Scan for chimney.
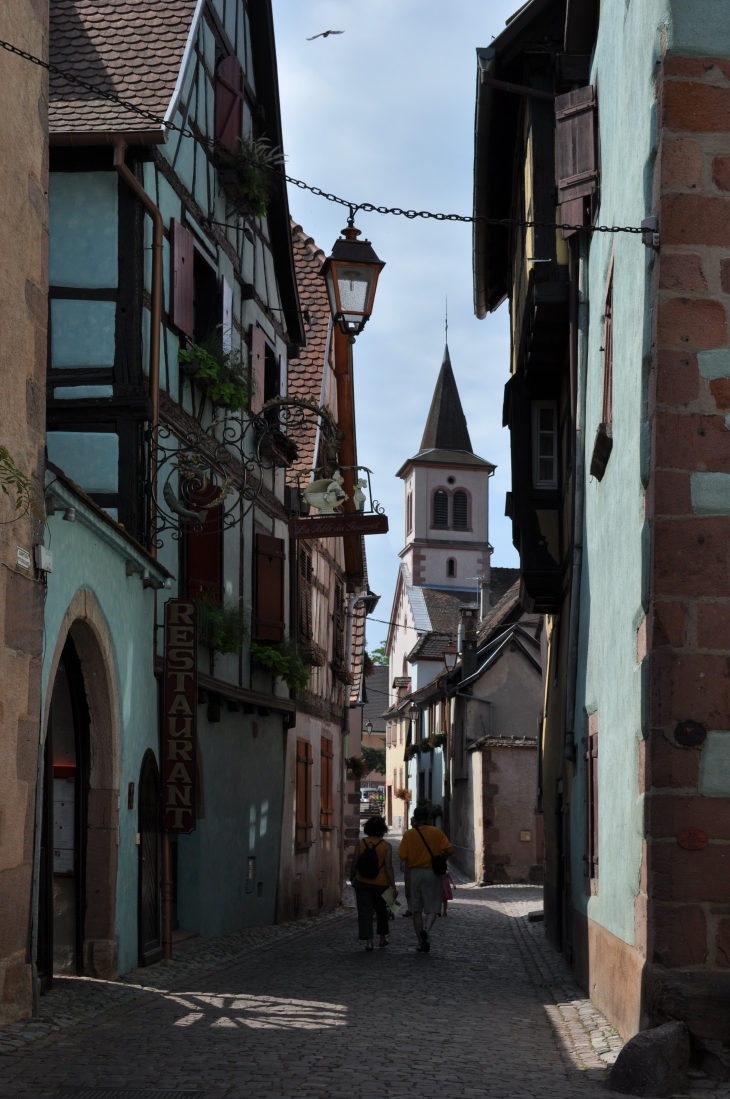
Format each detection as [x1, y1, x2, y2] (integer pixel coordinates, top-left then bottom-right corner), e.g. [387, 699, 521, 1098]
[459, 605, 478, 679]
[479, 581, 490, 620]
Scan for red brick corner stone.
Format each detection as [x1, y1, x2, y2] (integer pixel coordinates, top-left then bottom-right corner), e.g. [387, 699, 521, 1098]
[659, 253, 707, 292]
[714, 157, 730, 192]
[661, 194, 730, 246]
[664, 80, 730, 133]
[653, 903, 707, 966]
[657, 298, 728, 350]
[655, 350, 699, 405]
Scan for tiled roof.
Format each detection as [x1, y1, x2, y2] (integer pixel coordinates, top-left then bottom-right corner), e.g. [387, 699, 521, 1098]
[49, 0, 198, 136]
[407, 632, 453, 661]
[489, 567, 521, 607]
[288, 221, 330, 482]
[421, 588, 477, 634]
[362, 666, 389, 731]
[478, 580, 521, 641]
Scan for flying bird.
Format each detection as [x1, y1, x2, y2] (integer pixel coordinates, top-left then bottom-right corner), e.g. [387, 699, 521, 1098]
[306, 30, 344, 40]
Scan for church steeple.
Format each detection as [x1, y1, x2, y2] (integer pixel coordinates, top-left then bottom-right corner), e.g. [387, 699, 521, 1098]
[419, 345, 473, 454]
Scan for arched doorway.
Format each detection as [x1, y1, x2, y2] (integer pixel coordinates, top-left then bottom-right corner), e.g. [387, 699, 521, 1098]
[138, 750, 162, 965]
[37, 638, 90, 988]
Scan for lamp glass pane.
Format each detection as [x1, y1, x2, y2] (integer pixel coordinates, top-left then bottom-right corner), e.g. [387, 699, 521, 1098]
[336, 265, 374, 316]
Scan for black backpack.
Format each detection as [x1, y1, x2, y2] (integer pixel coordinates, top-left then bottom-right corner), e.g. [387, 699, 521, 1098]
[356, 839, 383, 879]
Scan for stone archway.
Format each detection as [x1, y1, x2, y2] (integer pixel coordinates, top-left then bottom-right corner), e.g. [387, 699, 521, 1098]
[42, 590, 121, 980]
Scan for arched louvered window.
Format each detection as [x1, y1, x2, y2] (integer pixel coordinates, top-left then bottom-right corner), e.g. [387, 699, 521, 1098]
[433, 490, 448, 527]
[452, 491, 468, 529]
[447, 558, 456, 577]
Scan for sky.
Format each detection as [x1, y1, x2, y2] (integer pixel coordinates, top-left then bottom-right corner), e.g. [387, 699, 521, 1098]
[271, 0, 520, 653]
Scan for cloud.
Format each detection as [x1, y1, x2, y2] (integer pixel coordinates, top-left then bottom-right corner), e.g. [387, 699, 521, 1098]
[273, 0, 520, 648]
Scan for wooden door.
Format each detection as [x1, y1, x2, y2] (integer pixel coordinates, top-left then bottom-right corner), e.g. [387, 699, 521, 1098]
[137, 751, 162, 965]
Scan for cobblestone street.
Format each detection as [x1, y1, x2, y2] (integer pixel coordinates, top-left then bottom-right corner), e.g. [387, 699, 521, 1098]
[0, 872, 638, 1099]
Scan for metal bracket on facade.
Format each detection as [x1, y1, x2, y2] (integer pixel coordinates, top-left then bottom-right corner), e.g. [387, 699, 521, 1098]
[641, 215, 660, 250]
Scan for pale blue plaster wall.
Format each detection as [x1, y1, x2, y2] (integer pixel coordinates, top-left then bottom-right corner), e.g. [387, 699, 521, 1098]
[42, 482, 166, 975]
[49, 172, 118, 288]
[47, 431, 119, 494]
[571, 0, 667, 946]
[572, 0, 730, 946]
[176, 711, 285, 936]
[51, 299, 116, 368]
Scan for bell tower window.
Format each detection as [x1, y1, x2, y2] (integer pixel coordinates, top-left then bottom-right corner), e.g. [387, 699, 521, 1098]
[433, 490, 448, 528]
[452, 491, 468, 529]
[447, 558, 456, 577]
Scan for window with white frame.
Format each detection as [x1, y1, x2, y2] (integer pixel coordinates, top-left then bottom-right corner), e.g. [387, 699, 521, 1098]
[532, 401, 558, 488]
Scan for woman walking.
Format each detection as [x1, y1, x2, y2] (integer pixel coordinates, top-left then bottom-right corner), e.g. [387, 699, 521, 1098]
[350, 816, 397, 950]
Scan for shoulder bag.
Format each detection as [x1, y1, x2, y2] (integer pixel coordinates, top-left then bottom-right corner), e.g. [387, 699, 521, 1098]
[415, 825, 448, 876]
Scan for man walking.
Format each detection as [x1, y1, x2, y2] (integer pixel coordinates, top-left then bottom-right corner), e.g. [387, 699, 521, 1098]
[398, 806, 453, 952]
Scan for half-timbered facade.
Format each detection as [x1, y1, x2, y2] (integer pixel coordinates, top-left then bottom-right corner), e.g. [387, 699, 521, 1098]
[40, 0, 313, 979]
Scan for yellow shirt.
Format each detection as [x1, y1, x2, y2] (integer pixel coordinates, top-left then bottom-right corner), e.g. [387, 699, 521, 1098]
[398, 825, 453, 870]
[354, 838, 390, 887]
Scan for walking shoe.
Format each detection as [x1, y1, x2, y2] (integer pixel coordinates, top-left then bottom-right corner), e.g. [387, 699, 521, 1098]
[420, 930, 430, 953]
[402, 909, 413, 917]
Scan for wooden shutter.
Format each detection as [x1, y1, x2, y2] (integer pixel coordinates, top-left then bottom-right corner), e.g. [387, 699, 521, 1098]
[296, 738, 313, 846]
[215, 55, 244, 152]
[250, 325, 266, 413]
[170, 220, 195, 338]
[255, 533, 285, 641]
[186, 504, 223, 601]
[601, 272, 614, 424]
[320, 737, 334, 827]
[555, 86, 598, 236]
[332, 582, 345, 667]
[584, 713, 599, 891]
[298, 547, 313, 641]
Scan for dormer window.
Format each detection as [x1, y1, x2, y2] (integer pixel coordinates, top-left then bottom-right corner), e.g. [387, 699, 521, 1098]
[433, 490, 448, 527]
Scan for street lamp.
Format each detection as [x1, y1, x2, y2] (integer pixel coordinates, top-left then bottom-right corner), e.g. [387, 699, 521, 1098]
[443, 643, 458, 671]
[320, 220, 385, 337]
[364, 720, 373, 735]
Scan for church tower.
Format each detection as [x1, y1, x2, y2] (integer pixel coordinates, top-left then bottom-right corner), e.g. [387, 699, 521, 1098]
[397, 345, 495, 593]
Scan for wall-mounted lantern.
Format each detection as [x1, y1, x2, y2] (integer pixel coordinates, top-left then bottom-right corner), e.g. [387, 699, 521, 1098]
[320, 223, 385, 337]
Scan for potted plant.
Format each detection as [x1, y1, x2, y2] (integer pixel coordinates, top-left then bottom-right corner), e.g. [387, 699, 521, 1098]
[179, 336, 248, 412]
[197, 598, 247, 655]
[215, 136, 284, 217]
[250, 639, 309, 690]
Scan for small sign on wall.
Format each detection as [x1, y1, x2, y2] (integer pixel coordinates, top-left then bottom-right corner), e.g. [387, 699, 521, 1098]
[163, 599, 197, 833]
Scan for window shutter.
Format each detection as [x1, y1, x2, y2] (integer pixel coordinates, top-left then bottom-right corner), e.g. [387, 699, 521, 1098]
[170, 220, 195, 338]
[584, 715, 599, 890]
[555, 86, 598, 235]
[320, 737, 334, 827]
[186, 502, 223, 601]
[250, 325, 266, 413]
[298, 548, 313, 641]
[296, 738, 313, 846]
[254, 533, 285, 641]
[215, 55, 244, 152]
[452, 491, 468, 529]
[332, 582, 345, 667]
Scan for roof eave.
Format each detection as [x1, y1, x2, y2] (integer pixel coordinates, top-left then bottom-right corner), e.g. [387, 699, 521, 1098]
[49, 128, 167, 147]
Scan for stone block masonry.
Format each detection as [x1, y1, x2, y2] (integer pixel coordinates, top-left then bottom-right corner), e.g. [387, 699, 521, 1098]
[646, 53, 730, 1018]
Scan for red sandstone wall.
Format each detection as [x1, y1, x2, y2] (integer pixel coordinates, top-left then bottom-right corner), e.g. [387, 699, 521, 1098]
[646, 54, 730, 976]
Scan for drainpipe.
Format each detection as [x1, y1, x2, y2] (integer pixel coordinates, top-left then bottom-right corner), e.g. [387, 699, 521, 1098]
[112, 137, 163, 551]
[564, 234, 589, 760]
[112, 138, 171, 958]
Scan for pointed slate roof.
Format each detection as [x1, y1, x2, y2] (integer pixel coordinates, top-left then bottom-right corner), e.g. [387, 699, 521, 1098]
[420, 345, 473, 453]
[396, 345, 495, 477]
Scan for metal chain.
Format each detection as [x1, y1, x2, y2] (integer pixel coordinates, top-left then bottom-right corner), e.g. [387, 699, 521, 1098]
[0, 36, 643, 236]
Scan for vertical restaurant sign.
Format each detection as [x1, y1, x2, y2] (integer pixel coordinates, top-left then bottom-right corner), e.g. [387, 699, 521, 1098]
[163, 599, 197, 833]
